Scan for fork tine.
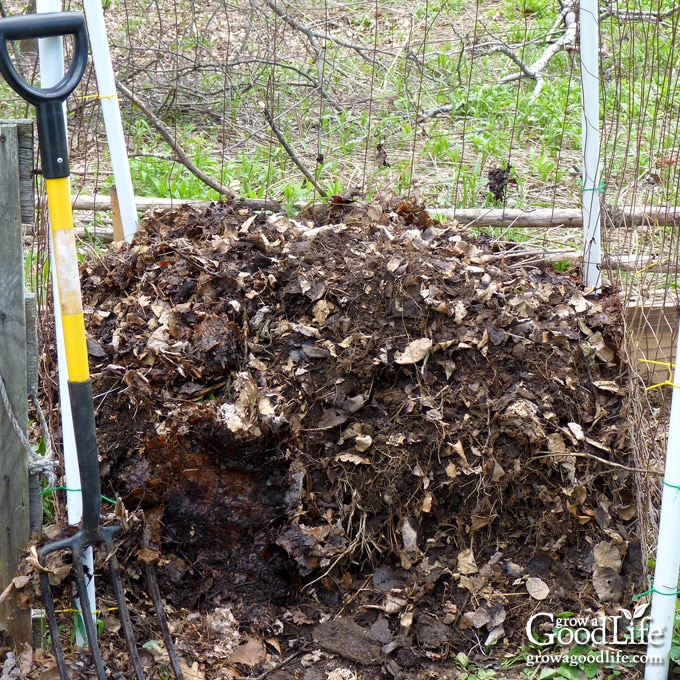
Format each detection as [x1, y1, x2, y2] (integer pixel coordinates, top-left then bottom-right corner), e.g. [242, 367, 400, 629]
[39, 571, 71, 680]
[106, 547, 146, 680]
[72, 551, 108, 680]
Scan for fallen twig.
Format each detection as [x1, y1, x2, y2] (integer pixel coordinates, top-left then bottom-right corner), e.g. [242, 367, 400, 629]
[530, 451, 662, 475]
[233, 650, 304, 680]
[262, 105, 328, 198]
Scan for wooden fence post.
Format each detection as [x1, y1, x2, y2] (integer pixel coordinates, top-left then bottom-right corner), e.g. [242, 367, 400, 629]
[0, 123, 32, 651]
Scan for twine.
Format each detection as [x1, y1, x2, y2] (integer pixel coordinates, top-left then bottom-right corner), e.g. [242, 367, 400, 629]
[0, 373, 57, 487]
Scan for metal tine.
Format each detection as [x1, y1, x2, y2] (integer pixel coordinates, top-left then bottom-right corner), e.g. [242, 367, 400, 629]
[40, 537, 147, 680]
[103, 536, 146, 680]
[72, 550, 109, 680]
[39, 571, 71, 679]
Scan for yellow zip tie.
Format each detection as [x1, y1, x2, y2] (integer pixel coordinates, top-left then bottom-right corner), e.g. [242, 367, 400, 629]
[635, 258, 670, 275]
[640, 359, 678, 390]
[53, 606, 119, 615]
[80, 93, 118, 100]
[645, 379, 680, 391]
[640, 359, 675, 368]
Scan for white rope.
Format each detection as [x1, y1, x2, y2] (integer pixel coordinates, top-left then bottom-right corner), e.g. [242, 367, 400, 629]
[0, 373, 57, 487]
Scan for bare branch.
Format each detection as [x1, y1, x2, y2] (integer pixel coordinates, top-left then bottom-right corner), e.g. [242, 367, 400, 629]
[600, 2, 680, 23]
[263, 0, 377, 63]
[115, 80, 234, 198]
[262, 105, 328, 199]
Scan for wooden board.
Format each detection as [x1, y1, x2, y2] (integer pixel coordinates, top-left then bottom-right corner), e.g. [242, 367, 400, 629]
[625, 295, 680, 385]
[0, 119, 33, 224]
[0, 124, 31, 649]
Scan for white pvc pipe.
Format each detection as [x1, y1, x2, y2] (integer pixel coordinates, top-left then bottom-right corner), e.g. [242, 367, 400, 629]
[36, 0, 95, 644]
[579, 0, 602, 290]
[645, 360, 680, 676]
[82, 0, 138, 242]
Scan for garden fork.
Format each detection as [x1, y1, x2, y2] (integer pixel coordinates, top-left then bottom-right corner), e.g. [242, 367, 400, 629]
[0, 13, 146, 679]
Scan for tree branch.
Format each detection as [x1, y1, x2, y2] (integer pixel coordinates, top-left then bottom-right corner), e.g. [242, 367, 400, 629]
[262, 105, 328, 198]
[115, 80, 234, 198]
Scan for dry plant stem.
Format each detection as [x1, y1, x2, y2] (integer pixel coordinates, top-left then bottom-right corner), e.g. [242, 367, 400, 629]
[600, 2, 680, 22]
[418, 103, 454, 121]
[115, 80, 233, 198]
[263, 0, 375, 63]
[71, 194, 282, 214]
[262, 106, 328, 198]
[531, 451, 661, 475]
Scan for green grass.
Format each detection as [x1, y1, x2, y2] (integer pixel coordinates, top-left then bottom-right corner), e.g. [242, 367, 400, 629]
[58, 0, 591, 214]
[4, 0, 667, 252]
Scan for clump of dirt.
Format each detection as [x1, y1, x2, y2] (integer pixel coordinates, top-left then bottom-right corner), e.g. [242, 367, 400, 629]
[59, 195, 639, 677]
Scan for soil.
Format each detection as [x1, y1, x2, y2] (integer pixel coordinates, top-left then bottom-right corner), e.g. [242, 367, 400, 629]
[5, 195, 644, 679]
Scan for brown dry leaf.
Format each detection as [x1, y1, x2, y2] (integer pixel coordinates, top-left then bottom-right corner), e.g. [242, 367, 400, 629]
[401, 518, 420, 551]
[384, 593, 408, 614]
[592, 567, 624, 602]
[471, 606, 490, 628]
[569, 292, 591, 313]
[485, 625, 505, 646]
[400, 610, 414, 633]
[394, 338, 432, 364]
[491, 460, 505, 483]
[457, 548, 478, 575]
[526, 577, 550, 600]
[656, 150, 680, 168]
[567, 422, 585, 441]
[547, 432, 568, 455]
[287, 608, 316, 626]
[355, 434, 372, 452]
[136, 548, 160, 566]
[179, 661, 206, 679]
[335, 453, 371, 466]
[0, 581, 15, 607]
[317, 408, 349, 429]
[313, 299, 335, 324]
[592, 380, 625, 394]
[471, 514, 494, 531]
[618, 504, 637, 521]
[230, 636, 267, 667]
[445, 462, 458, 479]
[593, 540, 623, 572]
[265, 637, 282, 655]
[566, 500, 592, 524]
[327, 669, 357, 680]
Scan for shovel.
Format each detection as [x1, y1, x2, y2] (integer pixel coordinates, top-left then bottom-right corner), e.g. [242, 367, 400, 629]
[0, 12, 148, 679]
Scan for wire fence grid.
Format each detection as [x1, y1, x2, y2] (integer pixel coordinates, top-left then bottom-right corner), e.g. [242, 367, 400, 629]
[2, 0, 680, 555]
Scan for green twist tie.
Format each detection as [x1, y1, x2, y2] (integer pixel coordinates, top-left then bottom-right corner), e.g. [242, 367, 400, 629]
[581, 182, 606, 192]
[40, 485, 116, 505]
[634, 587, 680, 600]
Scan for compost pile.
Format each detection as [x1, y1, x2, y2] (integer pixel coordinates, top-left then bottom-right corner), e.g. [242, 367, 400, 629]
[59, 196, 639, 678]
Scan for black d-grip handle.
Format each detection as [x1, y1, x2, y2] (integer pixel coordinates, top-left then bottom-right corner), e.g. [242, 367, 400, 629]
[0, 12, 88, 178]
[0, 12, 87, 105]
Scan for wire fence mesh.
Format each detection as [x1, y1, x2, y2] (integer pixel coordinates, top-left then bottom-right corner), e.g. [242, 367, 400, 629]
[2, 0, 680, 557]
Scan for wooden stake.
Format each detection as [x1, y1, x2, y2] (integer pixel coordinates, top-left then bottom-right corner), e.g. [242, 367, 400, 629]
[110, 184, 125, 243]
[0, 123, 31, 651]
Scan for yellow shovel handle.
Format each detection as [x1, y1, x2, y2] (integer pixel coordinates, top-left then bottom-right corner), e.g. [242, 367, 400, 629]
[45, 176, 90, 384]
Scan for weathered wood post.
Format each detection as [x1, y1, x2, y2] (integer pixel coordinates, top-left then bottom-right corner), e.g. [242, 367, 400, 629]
[0, 121, 32, 651]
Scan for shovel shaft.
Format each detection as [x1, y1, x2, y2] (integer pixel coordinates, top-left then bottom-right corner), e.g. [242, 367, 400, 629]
[45, 175, 102, 532]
